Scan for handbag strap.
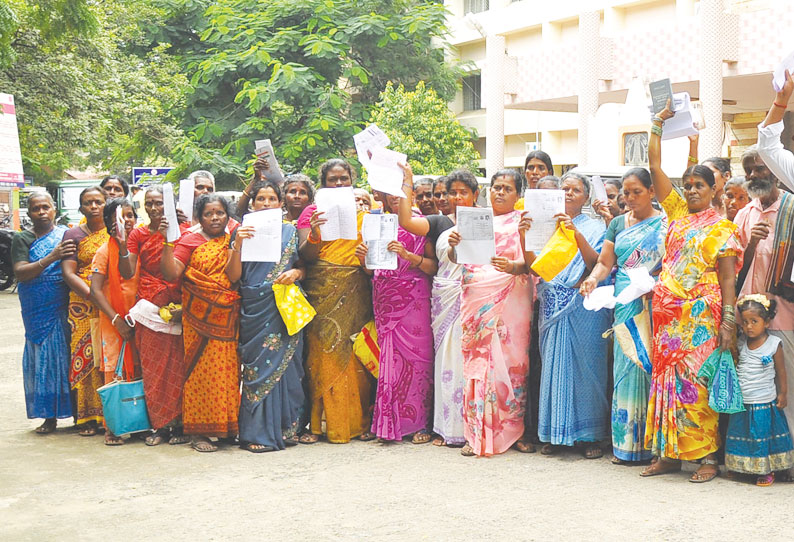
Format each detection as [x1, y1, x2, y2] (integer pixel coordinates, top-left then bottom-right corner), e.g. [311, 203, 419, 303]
[114, 341, 127, 380]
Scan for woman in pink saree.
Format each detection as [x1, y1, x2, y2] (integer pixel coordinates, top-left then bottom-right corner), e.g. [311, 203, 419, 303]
[356, 191, 438, 442]
[449, 169, 532, 456]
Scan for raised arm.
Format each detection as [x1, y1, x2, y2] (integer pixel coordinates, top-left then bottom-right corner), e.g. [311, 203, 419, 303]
[397, 163, 431, 237]
[158, 217, 185, 282]
[757, 69, 794, 191]
[649, 99, 675, 202]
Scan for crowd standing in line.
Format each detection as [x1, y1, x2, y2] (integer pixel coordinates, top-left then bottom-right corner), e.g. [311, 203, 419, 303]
[12, 76, 794, 487]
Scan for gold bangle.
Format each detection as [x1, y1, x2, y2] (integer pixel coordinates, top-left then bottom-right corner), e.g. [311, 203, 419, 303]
[162, 241, 175, 247]
[688, 155, 697, 163]
[307, 231, 321, 244]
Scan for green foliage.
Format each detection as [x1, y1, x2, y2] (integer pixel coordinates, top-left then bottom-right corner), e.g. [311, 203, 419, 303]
[370, 81, 480, 176]
[161, 0, 465, 188]
[0, 0, 187, 182]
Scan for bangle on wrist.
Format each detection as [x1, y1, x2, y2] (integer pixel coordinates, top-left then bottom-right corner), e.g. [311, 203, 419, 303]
[111, 313, 120, 326]
[307, 231, 321, 244]
[119, 251, 130, 259]
[651, 124, 663, 137]
[163, 241, 175, 247]
[774, 101, 788, 109]
[651, 116, 665, 125]
[688, 155, 697, 163]
[37, 258, 45, 269]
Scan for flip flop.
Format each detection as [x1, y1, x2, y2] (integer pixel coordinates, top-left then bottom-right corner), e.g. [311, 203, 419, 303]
[756, 473, 775, 487]
[191, 437, 218, 453]
[411, 430, 432, 444]
[35, 419, 56, 435]
[460, 444, 476, 457]
[513, 440, 536, 453]
[689, 460, 719, 483]
[299, 433, 320, 444]
[145, 430, 169, 446]
[168, 434, 191, 445]
[104, 434, 124, 446]
[356, 431, 377, 442]
[242, 442, 274, 453]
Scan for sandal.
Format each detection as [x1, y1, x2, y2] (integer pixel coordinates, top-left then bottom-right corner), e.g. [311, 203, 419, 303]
[756, 473, 775, 487]
[77, 421, 98, 437]
[104, 434, 124, 446]
[411, 430, 432, 445]
[191, 437, 218, 453]
[540, 443, 558, 456]
[431, 436, 445, 447]
[356, 431, 377, 442]
[640, 458, 681, 477]
[583, 443, 603, 460]
[283, 435, 299, 447]
[145, 429, 169, 447]
[513, 440, 536, 453]
[35, 419, 57, 435]
[611, 457, 627, 465]
[299, 433, 320, 444]
[689, 458, 719, 483]
[168, 428, 190, 445]
[242, 442, 274, 453]
[460, 444, 476, 457]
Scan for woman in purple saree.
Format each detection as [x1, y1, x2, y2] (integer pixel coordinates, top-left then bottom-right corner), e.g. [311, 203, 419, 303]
[356, 191, 438, 442]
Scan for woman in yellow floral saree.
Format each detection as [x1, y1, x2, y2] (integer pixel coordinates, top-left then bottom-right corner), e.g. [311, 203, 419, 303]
[161, 194, 240, 452]
[62, 187, 109, 436]
[644, 128, 743, 482]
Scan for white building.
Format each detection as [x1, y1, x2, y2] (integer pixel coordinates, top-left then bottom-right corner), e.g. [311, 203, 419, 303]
[445, 0, 793, 178]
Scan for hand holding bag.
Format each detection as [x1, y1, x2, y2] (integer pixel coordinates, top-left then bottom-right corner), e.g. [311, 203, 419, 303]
[97, 341, 152, 436]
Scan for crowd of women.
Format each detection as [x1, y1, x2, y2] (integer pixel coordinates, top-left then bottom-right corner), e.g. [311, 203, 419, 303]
[12, 80, 794, 486]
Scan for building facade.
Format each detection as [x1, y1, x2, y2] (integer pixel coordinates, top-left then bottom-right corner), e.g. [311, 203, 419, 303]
[446, 0, 793, 178]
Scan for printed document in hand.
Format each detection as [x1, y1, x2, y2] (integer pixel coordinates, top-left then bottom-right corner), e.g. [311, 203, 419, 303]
[773, 48, 794, 92]
[455, 207, 495, 265]
[162, 183, 181, 243]
[584, 267, 656, 311]
[353, 124, 390, 166]
[366, 147, 407, 198]
[240, 208, 282, 262]
[315, 187, 358, 241]
[362, 213, 398, 270]
[523, 189, 565, 251]
[661, 92, 698, 140]
[115, 205, 125, 239]
[254, 139, 285, 184]
[649, 78, 674, 114]
[591, 175, 608, 207]
[178, 178, 195, 224]
[583, 285, 617, 311]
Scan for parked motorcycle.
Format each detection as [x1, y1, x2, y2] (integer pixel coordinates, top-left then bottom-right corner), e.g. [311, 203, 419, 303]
[0, 228, 16, 291]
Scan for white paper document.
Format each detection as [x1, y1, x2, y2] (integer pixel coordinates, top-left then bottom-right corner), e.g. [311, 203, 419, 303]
[773, 49, 794, 92]
[583, 267, 656, 311]
[353, 124, 390, 166]
[115, 205, 125, 238]
[161, 183, 181, 243]
[362, 213, 398, 270]
[522, 189, 565, 251]
[254, 139, 285, 183]
[365, 147, 407, 198]
[661, 92, 698, 140]
[455, 207, 495, 265]
[178, 178, 195, 224]
[240, 208, 282, 262]
[591, 175, 608, 207]
[314, 187, 358, 241]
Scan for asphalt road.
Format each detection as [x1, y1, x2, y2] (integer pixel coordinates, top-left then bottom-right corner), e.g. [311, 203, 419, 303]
[0, 289, 791, 541]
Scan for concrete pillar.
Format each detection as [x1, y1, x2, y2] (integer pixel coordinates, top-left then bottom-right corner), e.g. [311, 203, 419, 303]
[699, 0, 724, 159]
[485, 34, 506, 179]
[577, 11, 600, 166]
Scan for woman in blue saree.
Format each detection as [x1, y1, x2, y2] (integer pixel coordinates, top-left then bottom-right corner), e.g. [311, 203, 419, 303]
[580, 168, 666, 463]
[11, 193, 75, 433]
[226, 180, 307, 452]
[533, 172, 611, 458]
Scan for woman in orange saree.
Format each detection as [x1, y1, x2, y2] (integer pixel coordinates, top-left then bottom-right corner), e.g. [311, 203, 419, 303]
[161, 194, 240, 452]
[297, 159, 374, 443]
[62, 187, 109, 436]
[89, 198, 140, 445]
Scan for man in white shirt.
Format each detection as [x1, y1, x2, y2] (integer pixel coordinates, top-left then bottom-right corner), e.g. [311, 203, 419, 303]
[748, 70, 794, 431]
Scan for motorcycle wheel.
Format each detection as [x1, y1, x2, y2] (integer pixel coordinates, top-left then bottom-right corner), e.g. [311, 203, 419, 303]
[0, 261, 14, 291]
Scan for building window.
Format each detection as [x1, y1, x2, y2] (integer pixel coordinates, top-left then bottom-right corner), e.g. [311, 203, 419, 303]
[623, 132, 649, 166]
[462, 73, 482, 111]
[464, 0, 489, 15]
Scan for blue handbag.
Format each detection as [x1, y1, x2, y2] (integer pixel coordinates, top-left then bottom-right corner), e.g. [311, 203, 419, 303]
[97, 341, 151, 436]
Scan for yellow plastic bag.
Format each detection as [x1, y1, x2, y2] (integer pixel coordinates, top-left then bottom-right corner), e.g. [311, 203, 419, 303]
[272, 283, 317, 336]
[351, 321, 380, 379]
[530, 223, 578, 282]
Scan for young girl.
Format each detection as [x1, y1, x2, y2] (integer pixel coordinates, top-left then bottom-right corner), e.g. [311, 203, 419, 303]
[725, 294, 794, 486]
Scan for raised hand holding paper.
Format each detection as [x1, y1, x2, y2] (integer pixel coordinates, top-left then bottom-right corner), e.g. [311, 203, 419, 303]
[773, 49, 794, 92]
[314, 187, 358, 241]
[366, 147, 408, 198]
[254, 139, 285, 183]
[362, 213, 398, 270]
[161, 183, 181, 242]
[115, 205, 125, 238]
[353, 124, 390, 166]
[240, 208, 282, 262]
[522, 189, 564, 251]
[591, 175, 608, 207]
[178, 178, 195, 223]
[455, 206, 495, 265]
[660, 92, 698, 140]
[649, 78, 673, 114]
